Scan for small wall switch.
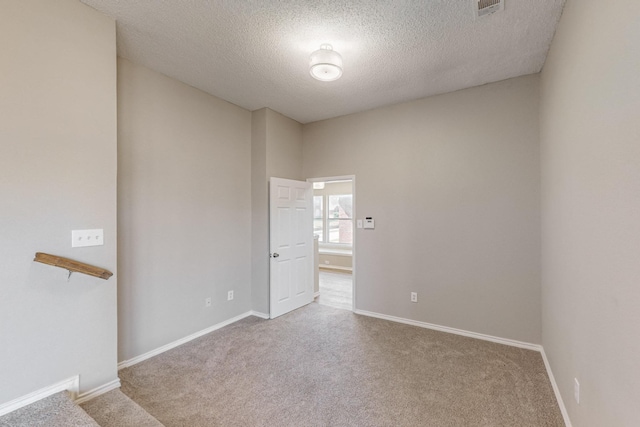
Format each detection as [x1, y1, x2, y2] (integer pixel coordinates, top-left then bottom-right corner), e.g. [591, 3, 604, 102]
[364, 217, 375, 229]
[574, 378, 580, 404]
[205, 297, 212, 307]
[357, 220, 363, 229]
[411, 292, 418, 303]
[72, 229, 104, 247]
[227, 290, 234, 301]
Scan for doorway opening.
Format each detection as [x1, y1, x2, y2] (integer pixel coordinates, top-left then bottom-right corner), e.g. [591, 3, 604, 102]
[308, 176, 355, 311]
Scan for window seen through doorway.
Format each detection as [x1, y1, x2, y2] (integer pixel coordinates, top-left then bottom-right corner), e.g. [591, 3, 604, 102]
[313, 194, 353, 245]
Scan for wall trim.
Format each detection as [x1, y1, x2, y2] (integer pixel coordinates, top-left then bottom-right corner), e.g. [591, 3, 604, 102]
[74, 378, 121, 405]
[319, 249, 352, 257]
[0, 375, 79, 417]
[250, 310, 270, 319]
[313, 291, 320, 298]
[540, 347, 572, 427]
[118, 311, 254, 370]
[354, 309, 541, 351]
[319, 265, 352, 272]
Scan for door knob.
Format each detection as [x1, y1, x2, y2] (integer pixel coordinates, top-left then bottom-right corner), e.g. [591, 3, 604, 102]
[272, 253, 280, 258]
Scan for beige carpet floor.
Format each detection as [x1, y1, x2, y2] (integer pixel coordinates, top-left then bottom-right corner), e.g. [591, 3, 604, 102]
[0, 392, 99, 427]
[119, 303, 564, 427]
[80, 389, 164, 427]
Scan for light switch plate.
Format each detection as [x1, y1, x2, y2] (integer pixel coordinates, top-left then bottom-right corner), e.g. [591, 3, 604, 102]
[72, 229, 104, 247]
[357, 220, 363, 229]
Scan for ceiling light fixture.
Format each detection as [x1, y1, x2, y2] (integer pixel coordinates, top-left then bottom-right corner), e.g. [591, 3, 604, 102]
[309, 44, 343, 82]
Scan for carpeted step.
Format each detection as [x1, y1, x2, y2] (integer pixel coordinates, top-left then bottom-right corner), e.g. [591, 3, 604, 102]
[80, 389, 164, 427]
[0, 391, 99, 427]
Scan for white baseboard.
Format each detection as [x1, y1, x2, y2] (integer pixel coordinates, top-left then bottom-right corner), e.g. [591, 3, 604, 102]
[354, 309, 541, 351]
[540, 347, 572, 427]
[118, 311, 254, 370]
[74, 378, 121, 405]
[250, 310, 270, 319]
[0, 375, 79, 417]
[313, 291, 321, 298]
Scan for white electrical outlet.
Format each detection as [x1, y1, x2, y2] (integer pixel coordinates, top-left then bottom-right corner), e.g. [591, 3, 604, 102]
[574, 378, 580, 404]
[411, 292, 418, 303]
[205, 297, 212, 307]
[227, 290, 234, 301]
[72, 229, 104, 247]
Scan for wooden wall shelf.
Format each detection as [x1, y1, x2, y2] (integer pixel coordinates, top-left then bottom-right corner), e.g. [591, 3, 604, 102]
[34, 252, 113, 280]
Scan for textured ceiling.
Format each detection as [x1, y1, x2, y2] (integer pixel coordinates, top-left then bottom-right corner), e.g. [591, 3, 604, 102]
[81, 0, 566, 124]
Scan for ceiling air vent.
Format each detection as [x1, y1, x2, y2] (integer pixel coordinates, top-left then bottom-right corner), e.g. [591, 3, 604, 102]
[473, 0, 504, 19]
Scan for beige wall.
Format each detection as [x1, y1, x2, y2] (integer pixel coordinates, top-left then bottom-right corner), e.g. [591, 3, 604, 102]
[540, 0, 640, 425]
[251, 108, 303, 314]
[251, 110, 269, 314]
[303, 75, 541, 343]
[319, 254, 352, 271]
[265, 109, 304, 181]
[117, 59, 252, 361]
[0, 0, 117, 401]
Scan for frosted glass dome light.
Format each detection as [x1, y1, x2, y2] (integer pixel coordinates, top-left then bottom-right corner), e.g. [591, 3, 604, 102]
[309, 44, 343, 82]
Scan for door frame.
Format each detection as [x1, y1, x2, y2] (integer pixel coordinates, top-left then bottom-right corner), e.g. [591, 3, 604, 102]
[306, 175, 356, 312]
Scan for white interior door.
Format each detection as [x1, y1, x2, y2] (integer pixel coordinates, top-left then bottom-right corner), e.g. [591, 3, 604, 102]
[269, 177, 314, 319]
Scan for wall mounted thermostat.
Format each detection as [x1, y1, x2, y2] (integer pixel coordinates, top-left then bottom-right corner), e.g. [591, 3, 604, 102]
[364, 217, 375, 229]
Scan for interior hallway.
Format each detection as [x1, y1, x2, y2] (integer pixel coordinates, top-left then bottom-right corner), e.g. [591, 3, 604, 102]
[317, 269, 352, 311]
